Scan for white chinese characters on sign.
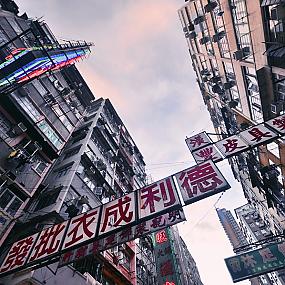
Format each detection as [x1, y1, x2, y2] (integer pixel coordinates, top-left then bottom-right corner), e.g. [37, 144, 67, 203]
[138, 177, 180, 219]
[99, 192, 136, 235]
[0, 234, 38, 273]
[215, 135, 249, 157]
[185, 132, 212, 152]
[191, 145, 223, 164]
[175, 160, 230, 204]
[266, 114, 285, 135]
[29, 221, 68, 262]
[239, 124, 278, 147]
[63, 208, 100, 250]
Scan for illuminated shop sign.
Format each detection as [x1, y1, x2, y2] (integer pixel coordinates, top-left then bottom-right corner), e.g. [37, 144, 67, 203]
[0, 48, 89, 88]
[186, 114, 285, 162]
[225, 240, 285, 282]
[0, 161, 230, 277]
[153, 228, 179, 285]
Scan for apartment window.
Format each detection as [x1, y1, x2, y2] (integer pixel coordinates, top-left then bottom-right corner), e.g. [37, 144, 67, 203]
[6, 17, 22, 35]
[52, 104, 73, 131]
[64, 146, 81, 159]
[37, 120, 63, 149]
[230, 0, 253, 62]
[13, 94, 43, 123]
[243, 67, 263, 123]
[0, 189, 23, 217]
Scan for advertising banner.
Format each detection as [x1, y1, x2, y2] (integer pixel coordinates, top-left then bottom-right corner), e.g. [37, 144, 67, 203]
[225, 240, 285, 282]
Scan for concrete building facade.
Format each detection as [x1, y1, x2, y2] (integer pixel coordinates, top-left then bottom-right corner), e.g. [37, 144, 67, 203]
[178, 0, 285, 283]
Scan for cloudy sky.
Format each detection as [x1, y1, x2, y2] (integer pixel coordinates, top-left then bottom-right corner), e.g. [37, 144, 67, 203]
[17, 1, 249, 284]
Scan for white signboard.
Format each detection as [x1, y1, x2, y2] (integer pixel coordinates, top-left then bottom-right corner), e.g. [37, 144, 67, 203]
[63, 208, 100, 250]
[138, 177, 180, 220]
[215, 135, 249, 157]
[185, 132, 212, 152]
[239, 124, 278, 147]
[99, 192, 136, 235]
[175, 160, 230, 204]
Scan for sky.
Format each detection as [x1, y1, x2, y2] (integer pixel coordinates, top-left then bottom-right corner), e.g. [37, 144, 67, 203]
[16, 1, 249, 284]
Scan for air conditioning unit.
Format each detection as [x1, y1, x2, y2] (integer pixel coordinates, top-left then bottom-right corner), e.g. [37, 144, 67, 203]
[270, 5, 285, 21]
[96, 159, 107, 171]
[53, 80, 65, 91]
[94, 187, 103, 196]
[271, 102, 284, 114]
[105, 150, 114, 160]
[233, 50, 244, 60]
[204, 1, 218, 13]
[12, 122, 27, 135]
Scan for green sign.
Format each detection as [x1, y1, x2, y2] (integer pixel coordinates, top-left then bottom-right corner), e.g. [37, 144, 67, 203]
[225, 240, 285, 282]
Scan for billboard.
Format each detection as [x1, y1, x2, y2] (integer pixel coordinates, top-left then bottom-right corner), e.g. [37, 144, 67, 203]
[59, 208, 186, 267]
[0, 47, 90, 89]
[225, 240, 285, 283]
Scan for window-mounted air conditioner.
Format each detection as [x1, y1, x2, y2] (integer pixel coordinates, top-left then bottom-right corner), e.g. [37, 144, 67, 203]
[94, 187, 103, 196]
[271, 101, 284, 114]
[233, 47, 250, 61]
[53, 80, 64, 92]
[12, 122, 27, 135]
[204, 1, 218, 13]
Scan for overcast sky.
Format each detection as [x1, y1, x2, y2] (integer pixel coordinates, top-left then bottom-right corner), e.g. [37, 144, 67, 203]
[16, 1, 249, 284]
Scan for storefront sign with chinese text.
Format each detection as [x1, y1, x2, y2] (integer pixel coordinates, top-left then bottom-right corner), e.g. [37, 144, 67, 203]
[225, 240, 285, 282]
[175, 160, 230, 204]
[153, 228, 179, 285]
[187, 114, 285, 161]
[0, 180, 183, 277]
[185, 132, 212, 152]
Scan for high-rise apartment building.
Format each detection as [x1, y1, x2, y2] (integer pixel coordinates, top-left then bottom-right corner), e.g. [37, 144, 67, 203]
[0, 1, 152, 285]
[153, 226, 204, 285]
[178, 0, 285, 283]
